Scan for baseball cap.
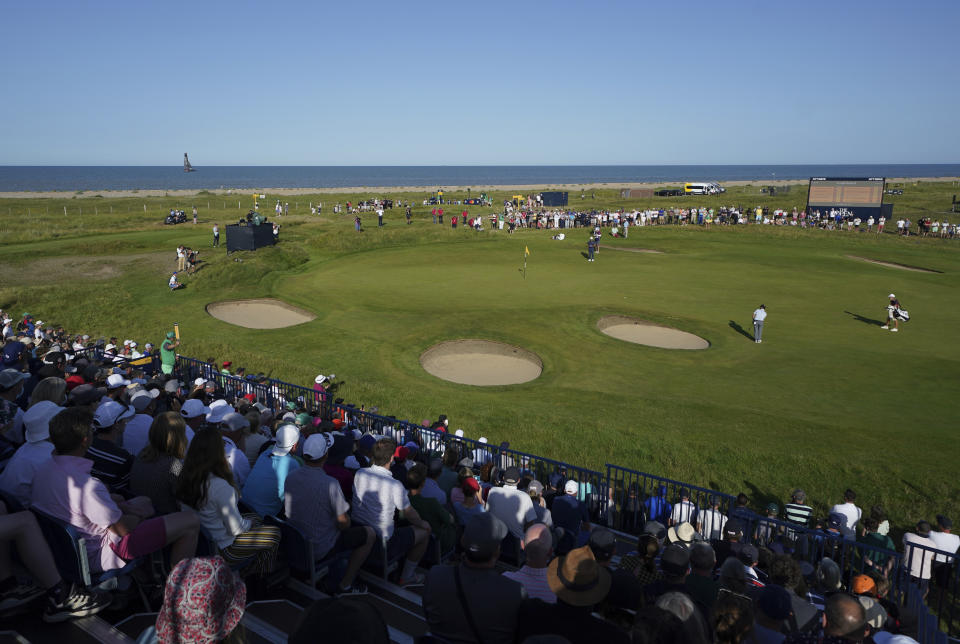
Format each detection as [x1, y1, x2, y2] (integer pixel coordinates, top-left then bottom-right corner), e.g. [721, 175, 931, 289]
[303, 432, 333, 460]
[130, 389, 160, 412]
[221, 412, 250, 433]
[462, 512, 507, 560]
[738, 544, 759, 565]
[643, 520, 667, 542]
[757, 584, 792, 620]
[68, 383, 106, 406]
[272, 424, 300, 456]
[0, 368, 26, 390]
[503, 466, 521, 485]
[358, 434, 377, 451]
[462, 477, 480, 493]
[660, 544, 691, 576]
[23, 401, 65, 442]
[164, 379, 181, 393]
[851, 574, 877, 595]
[93, 401, 135, 429]
[393, 446, 409, 461]
[766, 502, 779, 514]
[180, 398, 211, 419]
[105, 373, 130, 389]
[564, 480, 579, 495]
[888, 293, 896, 298]
[527, 480, 544, 497]
[827, 512, 845, 529]
[723, 519, 745, 539]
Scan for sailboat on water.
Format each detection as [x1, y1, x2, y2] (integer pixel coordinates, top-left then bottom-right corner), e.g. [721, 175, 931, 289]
[184, 153, 196, 172]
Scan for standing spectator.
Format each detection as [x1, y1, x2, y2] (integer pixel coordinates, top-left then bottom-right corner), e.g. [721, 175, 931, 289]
[670, 488, 699, 528]
[212, 223, 220, 247]
[645, 485, 673, 526]
[129, 412, 187, 515]
[31, 408, 200, 574]
[830, 489, 862, 539]
[177, 428, 280, 575]
[423, 513, 526, 644]
[284, 433, 375, 595]
[903, 521, 938, 597]
[929, 515, 959, 589]
[552, 480, 591, 553]
[503, 522, 556, 603]
[486, 466, 537, 540]
[241, 424, 301, 517]
[88, 401, 135, 491]
[191, 205, 197, 224]
[699, 495, 728, 542]
[160, 331, 179, 376]
[0, 401, 60, 507]
[784, 488, 814, 529]
[753, 304, 767, 343]
[527, 480, 553, 528]
[351, 438, 431, 586]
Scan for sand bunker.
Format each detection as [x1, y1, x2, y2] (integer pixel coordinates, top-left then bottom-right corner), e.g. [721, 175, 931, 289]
[846, 255, 941, 274]
[206, 299, 316, 329]
[599, 245, 663, 254]
[598, 316, 709, 350]
[420, 340, 542, 386]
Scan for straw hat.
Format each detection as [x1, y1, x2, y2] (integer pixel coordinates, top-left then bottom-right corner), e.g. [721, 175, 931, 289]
[546, 545, 611, 607]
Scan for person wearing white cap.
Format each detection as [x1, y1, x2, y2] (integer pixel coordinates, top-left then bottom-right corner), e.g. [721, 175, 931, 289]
[179, 398, 210, 443]
[0, 402, 62, 506]
[87, 401, 136, 491]
[882, 294, 902, 332]
[218, 411, 251, 488]
[551, 479, 592, 554]
[472, 436, 492, 466]
[122, 389, 160, 458]
[240, 424, 301, 518]
[285, 432, 375, 595]
[102, 373, 130, 403]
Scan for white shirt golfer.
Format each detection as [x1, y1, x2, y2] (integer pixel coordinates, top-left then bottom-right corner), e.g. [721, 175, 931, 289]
[753, 306, 767, 343]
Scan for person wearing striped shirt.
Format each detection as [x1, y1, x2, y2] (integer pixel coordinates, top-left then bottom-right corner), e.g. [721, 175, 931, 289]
[784, 488, 814, 529]
[503, 523, 556, 603]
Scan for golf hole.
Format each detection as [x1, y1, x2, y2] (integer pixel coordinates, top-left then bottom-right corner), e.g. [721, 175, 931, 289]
[598, 316, 709, 350]
[420, 340, 543, 386]
[206, 299, 317, 329]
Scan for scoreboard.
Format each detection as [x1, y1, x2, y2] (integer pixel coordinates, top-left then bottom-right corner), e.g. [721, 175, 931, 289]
[806, 177, 885, 217]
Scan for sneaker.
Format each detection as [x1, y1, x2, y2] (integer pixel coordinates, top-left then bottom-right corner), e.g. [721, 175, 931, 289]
[890, 328, 898, 332]
[880, 326, 888, 329]
[43, 584, 112, 623]
[398, 571, 425, 588]
[334, 580, 369, 596]
[0, 584, 45, 613]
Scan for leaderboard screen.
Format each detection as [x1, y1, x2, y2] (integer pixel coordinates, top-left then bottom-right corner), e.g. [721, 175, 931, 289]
[807, 177, 885, 209]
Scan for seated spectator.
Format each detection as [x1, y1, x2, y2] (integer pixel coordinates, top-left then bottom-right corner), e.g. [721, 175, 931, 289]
[129, 412, 188, 515]
[453, 477, 486, 524]
[241, 423, 301, 517]
[448, 462, 476, 507]
[856, 516, 895, 577]
[88, 400, 135, 490]
[685, 542, 720, 615]
[435, 447, 460, 498]
[503, 522, 556, 603]
[424, 513, 527, 644]
[754, 584, 793, 643]
[516, 544, 630, 644]
[553, 479, 592, 553]
[0, 368, 26, 444]
[670, 488, 699, 528]
[176, 428, 280, 576]
[527, 479, 553, 527]
[590, 526, 643, 612]
[667, 521, 698, 548]
[0, 501, 111, 622]
[902, 520, 937, 596]
[405, 463, 456, 555]
[632, 606, 686, 644]
[641, 543, 692, 606]
[344, 433, 374, 470]
[420, 458, 447, 506]
[322, 433, 356, 500]
[620, 533, 663, 587]
[122, 389, 159, 457]
[290, 596, 390, 644]
[808, 557, 842, 610]
[830, 488, 862, 539]
[0, 400, 61, 507]
[656, 591, 710, 644]
[486, 466, 537, 540]
[178, 398, 208, 443]
[137, 557, 246, 644]
[242, 410, 268, 467]
[767, 554, 820, 634]
[785, 592, 868, 643]
[217, 411, 251, 488]
[699, 494, 727, 541]
[718, 556, 748, 595]
[28, 376, 67, 407]
[740, 544, 765, 589]
[284, 433, 374, 595]
[352, 438, 431, 586]
[31, 407, 199, 574]
[713, 588, 755, 644]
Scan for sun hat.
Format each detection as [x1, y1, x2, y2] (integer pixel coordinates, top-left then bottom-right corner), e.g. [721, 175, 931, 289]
[667, 522, 698, 547]
[547, 545, 612, 607]
[303, 432, 333, 460]
[564, 480, 579, 495]
[314, 374, 328, 384]
[93, 400, 135, 429]
[272, 423, 300, 456]
[155, 557, 246, 644]
[23, 401, 65, 442]
[180, 399, 211, 419]
[461, 512, 508, 560]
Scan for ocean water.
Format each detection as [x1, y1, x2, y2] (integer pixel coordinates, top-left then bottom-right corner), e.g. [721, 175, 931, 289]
[1, 164, 958, 192]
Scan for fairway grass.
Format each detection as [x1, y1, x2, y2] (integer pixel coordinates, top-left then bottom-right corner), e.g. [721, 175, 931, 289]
[1, 188, 958, 531]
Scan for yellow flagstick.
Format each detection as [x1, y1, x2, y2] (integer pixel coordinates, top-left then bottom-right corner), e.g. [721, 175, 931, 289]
[523, 246, 530, 279]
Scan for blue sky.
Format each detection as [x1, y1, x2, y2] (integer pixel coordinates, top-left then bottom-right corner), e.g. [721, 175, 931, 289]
[2, 1, 958, 165]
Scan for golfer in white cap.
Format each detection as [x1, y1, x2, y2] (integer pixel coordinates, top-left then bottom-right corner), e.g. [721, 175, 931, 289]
[882, 294, 901, 332]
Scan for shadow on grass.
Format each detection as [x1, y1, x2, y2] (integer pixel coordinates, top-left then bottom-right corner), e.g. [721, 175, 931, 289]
[581, 252, 591, 260]
[728, 320, 754, 341]
[844, 311, 885, 327]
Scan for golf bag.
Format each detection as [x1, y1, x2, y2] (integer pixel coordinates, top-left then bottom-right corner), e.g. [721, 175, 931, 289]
[894, 308, 910, 322]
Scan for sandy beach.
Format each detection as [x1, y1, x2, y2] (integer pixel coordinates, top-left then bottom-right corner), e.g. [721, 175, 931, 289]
[1, 177, 957, 200]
